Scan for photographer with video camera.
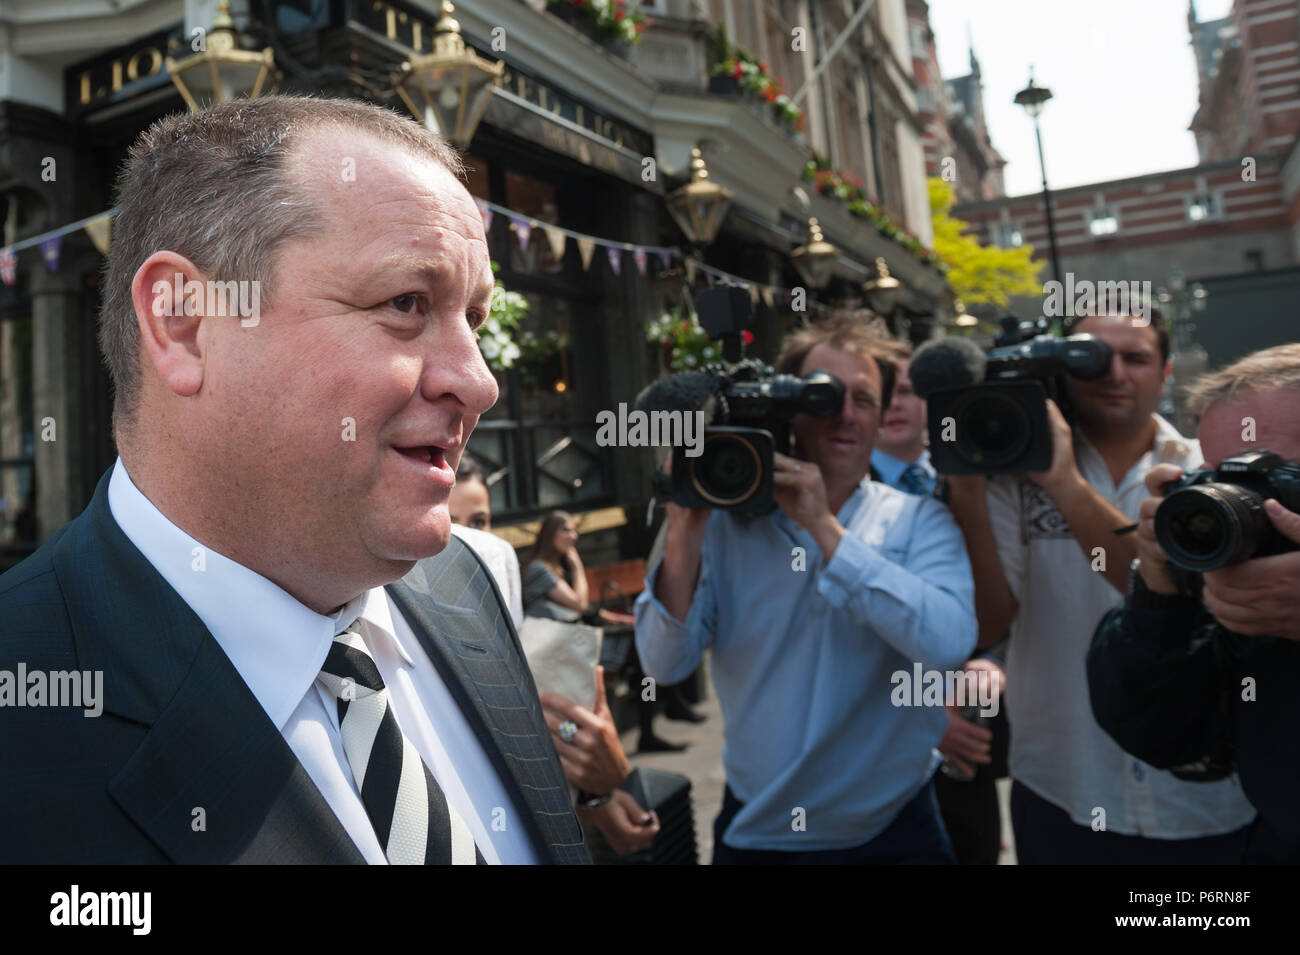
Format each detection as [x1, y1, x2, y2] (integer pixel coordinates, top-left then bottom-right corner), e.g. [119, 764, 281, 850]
[634, 301, 976, 864]
[1088, 343, 1300, 863]
[937, 308, 1256, 864]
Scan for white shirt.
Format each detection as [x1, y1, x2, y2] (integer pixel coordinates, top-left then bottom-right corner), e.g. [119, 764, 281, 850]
[107, 458, 539, 864]
[450, 524, 524, 630]
[987, 415, 1257, 838]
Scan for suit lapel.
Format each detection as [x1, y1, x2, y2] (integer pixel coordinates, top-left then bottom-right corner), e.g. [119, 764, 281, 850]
[386, 539, 587, 864]
[53, 472, 363, 864]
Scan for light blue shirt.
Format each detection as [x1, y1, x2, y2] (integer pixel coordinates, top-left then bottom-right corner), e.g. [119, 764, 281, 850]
[635, 479, 976, 851]
[871, 448, 935, 490]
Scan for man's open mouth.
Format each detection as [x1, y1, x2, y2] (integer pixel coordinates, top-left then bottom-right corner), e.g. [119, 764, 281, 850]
[395, 445, 449, 469]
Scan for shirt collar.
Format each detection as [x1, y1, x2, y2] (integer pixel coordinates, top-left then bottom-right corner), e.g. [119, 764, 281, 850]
[1073, 414, 1200, 491]
[106, 457, 404, 729]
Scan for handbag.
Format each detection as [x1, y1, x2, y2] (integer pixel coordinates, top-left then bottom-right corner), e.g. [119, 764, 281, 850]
[518, 616, 602, 708]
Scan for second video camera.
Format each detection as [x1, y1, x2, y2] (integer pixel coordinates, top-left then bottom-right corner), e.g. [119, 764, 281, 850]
[912, 322, 1113, 474]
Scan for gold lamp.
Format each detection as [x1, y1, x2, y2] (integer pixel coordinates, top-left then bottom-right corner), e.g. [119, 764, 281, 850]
[953, 299, 978, 327]
[791, 218, 838, 289]
[392, 1, 504, 145]
[666, 147, 734, 246]
[166, 0, 274, 112]
[862, 257, 901, 314]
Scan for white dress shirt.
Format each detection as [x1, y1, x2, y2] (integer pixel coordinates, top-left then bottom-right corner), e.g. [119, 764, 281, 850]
[986, 416, 1256, 839]
[107, 458, 539, 864]
[450, 524, 524, 630]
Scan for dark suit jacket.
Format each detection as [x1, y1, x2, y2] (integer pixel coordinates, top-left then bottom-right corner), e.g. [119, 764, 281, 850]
[0, 470, 589, 864]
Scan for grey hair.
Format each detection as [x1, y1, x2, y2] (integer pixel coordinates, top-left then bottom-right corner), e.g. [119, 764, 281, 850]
[99, 94, 465, 439]
[1185, 343, 1300, 416]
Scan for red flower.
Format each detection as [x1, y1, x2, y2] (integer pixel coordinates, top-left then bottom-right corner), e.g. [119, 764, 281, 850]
[763, 87, 778, 102]
[731, 63, 744, 79]
[615, 9, 625, 19]
[742, 330, 755, 344]
[759, 61, 769, 73]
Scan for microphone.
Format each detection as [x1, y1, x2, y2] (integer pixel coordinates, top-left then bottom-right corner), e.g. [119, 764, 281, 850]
[634, 371, 721, 424]
[908, 336, 988, 400]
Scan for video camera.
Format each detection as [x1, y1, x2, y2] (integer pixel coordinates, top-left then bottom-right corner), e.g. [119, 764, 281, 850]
[1155, 449, 1300, 573]
[910, 317, 1113, 474]
[640, 287, 844, 514]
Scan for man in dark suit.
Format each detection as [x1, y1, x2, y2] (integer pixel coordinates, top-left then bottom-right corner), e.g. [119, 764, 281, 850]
[0, 95, 587, 864]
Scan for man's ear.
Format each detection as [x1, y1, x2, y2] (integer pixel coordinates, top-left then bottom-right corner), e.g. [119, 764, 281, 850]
[131, 251, 209, 399]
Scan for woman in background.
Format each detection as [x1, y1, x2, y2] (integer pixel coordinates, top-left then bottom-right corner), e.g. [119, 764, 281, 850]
[521, 510, 590, 622]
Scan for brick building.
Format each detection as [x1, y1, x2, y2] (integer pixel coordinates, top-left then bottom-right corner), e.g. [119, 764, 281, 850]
[951, 0, 1300, 397]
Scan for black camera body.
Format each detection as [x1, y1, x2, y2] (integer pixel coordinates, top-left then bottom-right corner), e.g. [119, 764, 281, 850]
[926, 333, 1113, 475]
[647, 287, 844, 513]
[652, 359, 844, 514]
[1155, 450, 1300, 572]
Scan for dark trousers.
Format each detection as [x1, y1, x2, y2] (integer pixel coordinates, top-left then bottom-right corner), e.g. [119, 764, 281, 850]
[1010, 780, 1251, 864]
[712, 778, 955, 865]
[933, 768, 1002, 865]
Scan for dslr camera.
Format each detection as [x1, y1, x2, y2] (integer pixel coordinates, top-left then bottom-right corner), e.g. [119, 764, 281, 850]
[920, 318, 1113, 474]
[1154, 449, 1300, 572]
[644, 287, 844, 514]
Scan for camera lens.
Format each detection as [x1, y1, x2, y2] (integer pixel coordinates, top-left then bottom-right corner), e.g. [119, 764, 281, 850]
[1155, 483, 1268, 571]
[691, 433, 763, 507]
[952, 391, 1032, 469]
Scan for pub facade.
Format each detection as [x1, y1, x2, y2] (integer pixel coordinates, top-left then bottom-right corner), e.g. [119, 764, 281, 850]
[0, 0, 954, 566]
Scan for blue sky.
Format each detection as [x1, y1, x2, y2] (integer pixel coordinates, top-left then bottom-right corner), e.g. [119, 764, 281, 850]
[927, 0, 1235, 196]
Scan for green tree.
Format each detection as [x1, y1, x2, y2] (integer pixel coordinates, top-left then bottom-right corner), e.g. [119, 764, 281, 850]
[930, 178, 1042, 310]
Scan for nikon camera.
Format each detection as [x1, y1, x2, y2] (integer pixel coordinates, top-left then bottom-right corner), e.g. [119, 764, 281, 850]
[1154, 449, 1300, 572]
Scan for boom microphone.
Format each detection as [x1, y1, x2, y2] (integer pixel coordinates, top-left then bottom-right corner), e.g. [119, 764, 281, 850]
[908, 336, 988, 400]
[634, 371, 721, 424]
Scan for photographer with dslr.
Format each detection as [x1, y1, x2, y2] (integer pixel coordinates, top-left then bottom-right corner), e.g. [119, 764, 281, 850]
[944, 309, 1256, 864]
[635, 312, 976, 864]
[1089, 344, 1300, 862]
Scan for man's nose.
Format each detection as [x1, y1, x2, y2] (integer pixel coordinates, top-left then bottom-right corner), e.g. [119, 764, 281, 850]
[422, 319, 499, 415]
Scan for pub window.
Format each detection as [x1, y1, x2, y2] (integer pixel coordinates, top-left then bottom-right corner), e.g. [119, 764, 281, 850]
[505, 170, 564, 275]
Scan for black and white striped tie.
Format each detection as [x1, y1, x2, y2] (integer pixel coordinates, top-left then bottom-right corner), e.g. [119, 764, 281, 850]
[317, 627, 485, 864]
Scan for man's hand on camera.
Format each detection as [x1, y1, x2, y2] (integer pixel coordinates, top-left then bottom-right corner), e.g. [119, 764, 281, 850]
[772, 452, 845, 561]
[1028, 399, 1083, 498]
[1136, 464, 1184, 596]
[1202, 498, 1300, 640]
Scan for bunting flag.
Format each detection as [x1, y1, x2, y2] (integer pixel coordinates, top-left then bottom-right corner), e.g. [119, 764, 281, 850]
[749, 285, 760, 305]
[762, 288, 775, 308]
[606, 247, 622, 276]
[684, 258, 697, 285]
[655, 249, 671, 271]
[633, 248, 647, 277]
[476, 199, 493, 235]
[577, 237, 596, 271]
[510, 216, 532, 252]
[39, 235, 62, 273]
[84, 213, 112, 255]
[0, 247, 15, 286]
[543, 226, 567, 263]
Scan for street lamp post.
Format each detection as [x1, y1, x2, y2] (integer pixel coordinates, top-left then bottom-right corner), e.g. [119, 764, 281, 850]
[165, 0, 275, 111]
[1014, 71, 1062, 289]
